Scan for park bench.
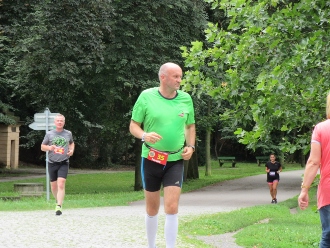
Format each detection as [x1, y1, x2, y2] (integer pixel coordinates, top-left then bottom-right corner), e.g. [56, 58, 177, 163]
[218, 156, 236, 167]
[256, 156, 269, 166]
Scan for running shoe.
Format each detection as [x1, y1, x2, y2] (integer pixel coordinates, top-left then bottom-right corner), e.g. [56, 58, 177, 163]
[271, 199, 275, 204]
[274, 198, 277, 204]
[55, 205, 62, 216]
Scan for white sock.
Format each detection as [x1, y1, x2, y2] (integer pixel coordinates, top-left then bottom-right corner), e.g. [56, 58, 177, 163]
[164, 214, 178, 248]
[146, 214, 158, 248]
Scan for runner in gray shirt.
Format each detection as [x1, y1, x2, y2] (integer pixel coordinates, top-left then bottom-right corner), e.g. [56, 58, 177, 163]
[41, 114, 74, 215]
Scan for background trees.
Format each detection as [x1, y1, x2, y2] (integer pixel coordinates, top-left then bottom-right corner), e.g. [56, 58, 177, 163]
[1, 0, 116, 167]
[0, 0, 208, 173]
[2, 0, 327, 176]
[182, 0, 330, 165]
[104, 0, 208, 187]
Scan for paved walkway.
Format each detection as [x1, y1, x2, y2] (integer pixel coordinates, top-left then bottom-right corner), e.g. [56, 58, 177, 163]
[0, 169, 304, 248]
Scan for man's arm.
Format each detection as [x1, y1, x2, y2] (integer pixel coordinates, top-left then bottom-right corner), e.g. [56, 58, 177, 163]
[129, 120, 162, 144]
[185, 123, 196, 148]
[68, 142, 75, 156]
[181, 123, 196, 160]
[129, 120, 143, 139]
[41, 143, 56, 152]
[41, 144, 52, 152]
[69, 142, 75, 151]
[301, 142, 321, 188]
[298, 142, 321, 210]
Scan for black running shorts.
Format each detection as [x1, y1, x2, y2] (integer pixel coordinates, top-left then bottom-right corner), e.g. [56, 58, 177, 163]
[141, 158, 184, 192]
[48, 161, 69, 182]
[267, 174, 280, 183]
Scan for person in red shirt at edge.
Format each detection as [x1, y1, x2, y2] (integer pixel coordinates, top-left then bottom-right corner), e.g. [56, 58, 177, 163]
[299, 92, 330, 248]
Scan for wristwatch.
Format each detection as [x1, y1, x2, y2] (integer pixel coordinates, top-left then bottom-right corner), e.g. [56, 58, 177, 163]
[141, 132, 146, 142]
[187, 145, 195, 151]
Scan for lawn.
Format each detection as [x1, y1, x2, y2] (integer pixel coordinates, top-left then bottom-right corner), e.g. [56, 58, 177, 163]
[0, 161, 303, 211]
[0, 161, 317, 247]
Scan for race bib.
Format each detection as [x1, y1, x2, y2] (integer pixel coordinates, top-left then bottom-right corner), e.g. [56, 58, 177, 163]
[54, 147, 65, 154]
[147, 148, 168, 166]
[269, 171, 276, 176]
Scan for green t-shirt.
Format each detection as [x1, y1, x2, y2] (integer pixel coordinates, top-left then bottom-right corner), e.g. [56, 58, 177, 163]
[131, 87, 195, 161]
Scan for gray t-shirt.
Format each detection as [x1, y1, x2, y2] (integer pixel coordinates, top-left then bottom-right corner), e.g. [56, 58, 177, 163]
[42, 129, 74, 163]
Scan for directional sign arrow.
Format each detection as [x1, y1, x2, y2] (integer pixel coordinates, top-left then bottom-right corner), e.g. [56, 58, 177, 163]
[34, 113, 59, 123]
[29, 122, 55, 131]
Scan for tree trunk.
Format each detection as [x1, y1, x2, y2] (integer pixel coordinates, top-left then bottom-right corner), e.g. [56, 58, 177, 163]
[300, 150, 306, 167]
[134, 140, 143, 191]
[205, 99, 212, 176]
[278, 150, 284, 168]
[185, 147, 199, 181]
[192, 148, 199, 179]
[205, 128, 211, 176]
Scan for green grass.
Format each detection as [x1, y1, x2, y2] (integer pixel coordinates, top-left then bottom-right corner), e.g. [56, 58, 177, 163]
[0, 168, 30, 178]
[0, 161, 303, 211]
[0, 161, 313, 247]
[180, 182, 320, 248]
[0, 171, 145, 210]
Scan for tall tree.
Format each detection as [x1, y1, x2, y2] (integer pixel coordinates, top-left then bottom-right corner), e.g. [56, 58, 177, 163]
[2, 0, 115, 166]
[1, 0, 208, 175]
[182, 0, 330, 161]
[181, 41, 229, 176]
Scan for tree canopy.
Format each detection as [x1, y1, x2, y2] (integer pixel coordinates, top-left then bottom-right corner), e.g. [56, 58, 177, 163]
[182, 0, 330, 159]
[0, 0, 208, 168]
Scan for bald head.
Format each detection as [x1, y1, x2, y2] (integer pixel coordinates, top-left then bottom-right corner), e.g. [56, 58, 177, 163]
[158, 62, 181, 79]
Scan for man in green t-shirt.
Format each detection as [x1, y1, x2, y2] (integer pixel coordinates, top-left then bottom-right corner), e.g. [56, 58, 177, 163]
[130, 62, 196, 248]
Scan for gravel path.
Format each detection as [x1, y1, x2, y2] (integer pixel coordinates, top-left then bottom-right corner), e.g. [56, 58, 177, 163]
[0, 169, 304, 248]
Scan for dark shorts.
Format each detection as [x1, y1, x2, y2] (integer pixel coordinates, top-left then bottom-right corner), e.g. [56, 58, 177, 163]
[141, 158, 184, 192]
[48, 160, 69, 182]
[267, 175, 280, 183]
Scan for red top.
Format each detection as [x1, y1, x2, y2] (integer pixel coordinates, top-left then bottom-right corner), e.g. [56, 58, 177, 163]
[312, 119, 330, 209]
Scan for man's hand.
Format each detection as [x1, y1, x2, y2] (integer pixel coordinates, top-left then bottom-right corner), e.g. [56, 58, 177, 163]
[48, 145, 56, 151]
[67, 149, 74, 156]
[298, 191, 309, 210]
[144, 132, 162, 144]
[181, 146, 194, 160]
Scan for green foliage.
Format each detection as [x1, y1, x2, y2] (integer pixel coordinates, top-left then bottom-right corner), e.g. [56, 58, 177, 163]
[0, 101, 17, 125]
[181, 187, 320, 248]
[1, 0, 116, 167]
[1, 0, 209, 168]
[182, 0, 330, 157]
[0, 113, 15, 125]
